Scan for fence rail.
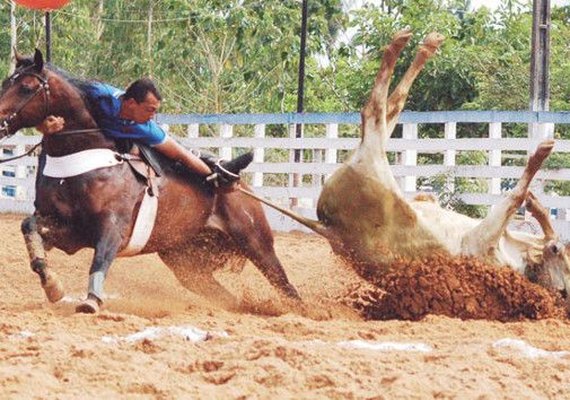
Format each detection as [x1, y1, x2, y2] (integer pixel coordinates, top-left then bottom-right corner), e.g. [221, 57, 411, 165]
[2, 111, 570, 237]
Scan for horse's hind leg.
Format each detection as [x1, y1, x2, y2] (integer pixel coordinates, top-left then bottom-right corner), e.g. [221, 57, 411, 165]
[462, 140, 555, 255]
[158, 248, 240, 309]
[231, 228, 300, 300]
[215, 196, 301, 301]
[21, 215, 64, 302]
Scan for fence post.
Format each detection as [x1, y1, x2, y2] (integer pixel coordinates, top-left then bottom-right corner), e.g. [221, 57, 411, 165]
[187, 123, 199, 139]
[325, 123, 338, 180]
[402, 123, 417, 192]
[444, 122, 456, 193]
[253, 124, 265, 187]
[220, 124, 233, 160]
[288, 124, 299, 206]
[489, 122, 502, 195]
[312, 148, 322, 191]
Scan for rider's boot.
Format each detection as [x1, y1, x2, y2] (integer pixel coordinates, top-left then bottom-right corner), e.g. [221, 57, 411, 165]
[201, 152, 253, 187]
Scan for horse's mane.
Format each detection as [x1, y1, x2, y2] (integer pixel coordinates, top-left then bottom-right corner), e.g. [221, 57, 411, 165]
[13, 56, 109, 122]
[45, 64, 106, 122]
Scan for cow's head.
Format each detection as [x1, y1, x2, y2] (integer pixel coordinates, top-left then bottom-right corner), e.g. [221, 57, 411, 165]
[540, 241, 570, 295]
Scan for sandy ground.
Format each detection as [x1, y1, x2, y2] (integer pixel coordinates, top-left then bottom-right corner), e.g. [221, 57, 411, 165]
[1, 213, 570, 399]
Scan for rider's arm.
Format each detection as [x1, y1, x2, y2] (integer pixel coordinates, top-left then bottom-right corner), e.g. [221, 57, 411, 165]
[130, 120, 213, 177]
[154, 137, 212, 176]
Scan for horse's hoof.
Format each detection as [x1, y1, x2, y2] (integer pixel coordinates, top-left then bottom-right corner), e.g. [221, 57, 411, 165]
[42, 275, 65, 303]
[76, 298, 100, 314]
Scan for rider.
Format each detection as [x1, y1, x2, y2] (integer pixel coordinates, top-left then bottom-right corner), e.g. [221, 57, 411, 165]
[37, 77, 240, 187]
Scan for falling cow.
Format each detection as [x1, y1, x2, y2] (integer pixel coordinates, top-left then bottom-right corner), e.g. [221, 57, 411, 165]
[251, 30, 570, 302]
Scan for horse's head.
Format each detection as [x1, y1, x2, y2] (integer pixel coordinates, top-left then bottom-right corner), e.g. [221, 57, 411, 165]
[0, 49, 51, 138]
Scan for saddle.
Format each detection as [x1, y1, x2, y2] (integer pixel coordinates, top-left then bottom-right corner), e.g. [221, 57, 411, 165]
[120, 140, 254, 193]
[122, 144, 163, 197]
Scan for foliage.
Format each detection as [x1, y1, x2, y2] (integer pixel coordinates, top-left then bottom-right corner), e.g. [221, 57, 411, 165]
[3, 0, 570, 114]
[3, 0, 570, 216]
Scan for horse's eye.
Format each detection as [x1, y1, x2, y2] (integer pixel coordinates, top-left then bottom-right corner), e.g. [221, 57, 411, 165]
[19, 85, 35, 95]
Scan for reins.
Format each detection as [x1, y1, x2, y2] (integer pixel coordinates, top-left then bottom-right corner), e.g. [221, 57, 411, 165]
[0, 63, 116, 166]
[0, 128, 104, 165]
[0, 141, 41, 164]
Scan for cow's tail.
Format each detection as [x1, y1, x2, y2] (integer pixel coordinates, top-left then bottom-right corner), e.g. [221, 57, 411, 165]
[238, 187, 331, 239]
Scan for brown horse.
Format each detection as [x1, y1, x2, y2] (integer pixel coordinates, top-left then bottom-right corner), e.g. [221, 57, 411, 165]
[0, 50, 300, 313]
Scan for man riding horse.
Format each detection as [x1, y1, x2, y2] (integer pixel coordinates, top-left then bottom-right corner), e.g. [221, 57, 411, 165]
[37, 77, 241, 187]
[0, 50, 300, 313]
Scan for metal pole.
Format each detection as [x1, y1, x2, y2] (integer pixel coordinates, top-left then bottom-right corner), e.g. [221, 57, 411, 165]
[45, 11, 52, 62]
[529, 0, 551, 140]
[10, 1, 17, 72]
[296, 0, 308, 118]
[292, 0, 308, 206]
[529, 0, 550, 113]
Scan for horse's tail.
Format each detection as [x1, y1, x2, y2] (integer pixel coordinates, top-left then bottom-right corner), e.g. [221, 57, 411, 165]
[237, 186, 331, 239]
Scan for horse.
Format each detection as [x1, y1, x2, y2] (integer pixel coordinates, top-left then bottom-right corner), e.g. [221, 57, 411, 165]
[0, 50, 300, 313]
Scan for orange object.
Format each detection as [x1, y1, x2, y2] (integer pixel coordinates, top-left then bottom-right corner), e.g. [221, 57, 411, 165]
[14, 0, 71, 10]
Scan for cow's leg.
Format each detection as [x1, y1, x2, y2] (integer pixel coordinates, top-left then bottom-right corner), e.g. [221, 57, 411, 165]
[76, 213, 124, 313]
[386, 32, 445, 133]
[318, 32, 444, 267]
[361, 29, 412, 150]
[525, 191, 557, 241]
[462, 140, 554, 255]
[350, 30, 414, 197]
[21, 215, 64, 302]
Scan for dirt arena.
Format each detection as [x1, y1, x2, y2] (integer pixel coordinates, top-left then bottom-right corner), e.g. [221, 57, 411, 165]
[1, 213, 570, 399]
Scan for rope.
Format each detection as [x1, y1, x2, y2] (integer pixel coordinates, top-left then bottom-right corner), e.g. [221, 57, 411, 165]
[0, 128, 101, 164]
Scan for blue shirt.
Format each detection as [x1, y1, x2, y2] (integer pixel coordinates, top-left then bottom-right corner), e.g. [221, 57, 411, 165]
[82, 82, 167, 146]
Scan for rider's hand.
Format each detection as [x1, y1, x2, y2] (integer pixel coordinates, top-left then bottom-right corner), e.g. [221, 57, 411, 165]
[36, 115, 65, 134]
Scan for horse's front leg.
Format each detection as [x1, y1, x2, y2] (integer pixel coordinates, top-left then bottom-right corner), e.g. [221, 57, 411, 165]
[21, 215, 65, 302]
[76, 214, 125, 314]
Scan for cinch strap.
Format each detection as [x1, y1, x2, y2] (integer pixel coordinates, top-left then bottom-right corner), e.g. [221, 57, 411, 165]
[118, 188, 158, 256]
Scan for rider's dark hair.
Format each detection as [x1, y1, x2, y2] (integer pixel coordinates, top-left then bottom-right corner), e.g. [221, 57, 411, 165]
[123, 78, 162, 103]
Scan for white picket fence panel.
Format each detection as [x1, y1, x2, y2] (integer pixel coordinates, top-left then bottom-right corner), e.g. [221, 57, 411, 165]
[2, 111, 570, 237]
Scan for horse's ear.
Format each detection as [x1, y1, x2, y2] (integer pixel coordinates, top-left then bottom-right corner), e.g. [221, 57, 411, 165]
[33, 48, 44, 72]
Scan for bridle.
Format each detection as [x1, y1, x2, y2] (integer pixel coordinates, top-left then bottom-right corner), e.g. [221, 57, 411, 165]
[0, 65, 51, 138]
[0, 65, 101, 165]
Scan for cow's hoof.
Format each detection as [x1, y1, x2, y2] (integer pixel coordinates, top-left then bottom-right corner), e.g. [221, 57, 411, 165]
[42, 275, 64, 303]
[76, 296, 100, 314]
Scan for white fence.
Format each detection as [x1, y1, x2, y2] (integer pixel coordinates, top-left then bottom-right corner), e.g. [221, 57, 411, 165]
[2, 111, 570, 237]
